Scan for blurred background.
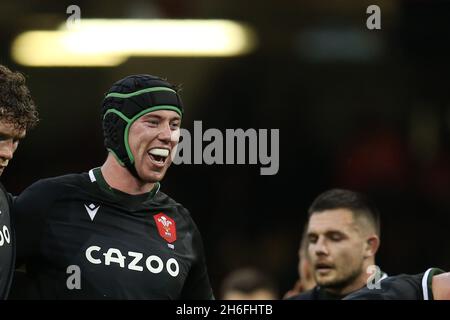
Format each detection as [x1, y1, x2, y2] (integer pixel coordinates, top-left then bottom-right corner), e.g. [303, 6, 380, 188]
[1, 0, 450, 297]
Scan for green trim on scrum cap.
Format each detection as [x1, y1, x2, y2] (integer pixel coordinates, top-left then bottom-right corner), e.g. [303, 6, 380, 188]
[104, 105, 182, 165]
[104, 108, 131, 123]
[105, 86, 176, 99]
[107, 148, 125, 166]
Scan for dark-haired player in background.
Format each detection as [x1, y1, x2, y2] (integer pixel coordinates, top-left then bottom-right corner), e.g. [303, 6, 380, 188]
[289, 189, 386, 300]
[12, 75, 214, 299]
[0, 64, 39, 299]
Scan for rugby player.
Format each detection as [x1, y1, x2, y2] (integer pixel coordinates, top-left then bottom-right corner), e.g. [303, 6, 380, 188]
[0, 64, 38, 299]
[12, 74, 214, 299]
[289, 189, 386, 300]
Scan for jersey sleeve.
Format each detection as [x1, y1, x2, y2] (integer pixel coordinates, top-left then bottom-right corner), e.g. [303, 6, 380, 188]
[13, 179, 61, 261]
[421, 268, 445, 300]
[6, 192, 15, 207]
[0, 183, 14, 207]
[344, 268, 445, 300]
[179, 217, 214, 300]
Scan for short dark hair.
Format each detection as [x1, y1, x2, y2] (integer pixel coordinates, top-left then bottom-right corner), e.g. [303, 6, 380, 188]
[308, 189, 380, 236]
[0, 65, 39, 131]
[221, 268, 278, 298]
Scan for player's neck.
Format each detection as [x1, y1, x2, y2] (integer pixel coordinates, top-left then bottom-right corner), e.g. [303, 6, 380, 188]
[101, 155, 155, 195]
[326, 276, 368, 297]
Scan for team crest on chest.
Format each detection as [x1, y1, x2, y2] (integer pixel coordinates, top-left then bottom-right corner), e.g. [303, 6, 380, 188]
[153, 213, 177, 243]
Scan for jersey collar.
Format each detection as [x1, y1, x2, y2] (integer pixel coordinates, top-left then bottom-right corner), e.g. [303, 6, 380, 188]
[88, 167, 160, 201]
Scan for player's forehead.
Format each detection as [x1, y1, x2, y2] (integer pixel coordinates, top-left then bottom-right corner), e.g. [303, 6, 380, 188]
[139, 110, 181, 122]
[307, 208, 356, 234]
[0, 119, 26, 138]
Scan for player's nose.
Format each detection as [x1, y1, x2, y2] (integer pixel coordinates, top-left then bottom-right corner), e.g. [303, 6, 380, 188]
[314, 237, 329, 256]
[0, 141, 14, 161]
[158, 123, 172, 142]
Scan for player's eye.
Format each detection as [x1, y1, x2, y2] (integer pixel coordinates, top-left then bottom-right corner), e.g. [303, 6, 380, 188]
[146, 119, 159, 126]
[308, 234, 318, 244]
[329, 232, 344, 241]
[170, 122, 180, 130]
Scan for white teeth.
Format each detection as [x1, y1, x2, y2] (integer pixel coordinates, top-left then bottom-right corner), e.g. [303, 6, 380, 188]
[149, 148, 169, 157]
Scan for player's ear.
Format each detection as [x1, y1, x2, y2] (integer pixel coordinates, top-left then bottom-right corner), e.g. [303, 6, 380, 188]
[364, 235, 380, 258]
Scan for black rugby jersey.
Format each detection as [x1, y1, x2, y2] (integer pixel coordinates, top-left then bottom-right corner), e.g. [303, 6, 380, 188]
[344, 268, 445, 300]
[0, 182, 14, 299]
[12, 168, 213, 299]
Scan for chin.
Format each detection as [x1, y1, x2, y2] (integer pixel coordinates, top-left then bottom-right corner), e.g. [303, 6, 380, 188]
[141, 174, 162, 183]
[136, 164, 165, 181]
[317, 279, 335, 287]
[143, 170, 167, 183]
[316, 275, 337, 287]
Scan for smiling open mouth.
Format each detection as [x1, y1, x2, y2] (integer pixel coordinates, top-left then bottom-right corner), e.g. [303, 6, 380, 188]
[148, 148, 169, 165]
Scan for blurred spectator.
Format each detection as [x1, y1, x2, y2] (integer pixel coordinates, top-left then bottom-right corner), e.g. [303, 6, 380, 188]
[221, 267, 278, 300]
[284, 224, 316, 298]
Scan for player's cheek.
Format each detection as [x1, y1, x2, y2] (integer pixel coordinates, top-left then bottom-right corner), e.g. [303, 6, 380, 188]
[171, 129, 180, 143]
[168, 129, 180, 162]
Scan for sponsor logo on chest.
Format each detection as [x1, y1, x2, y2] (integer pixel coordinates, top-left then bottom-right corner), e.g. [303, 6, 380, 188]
[85, 246, 180, 277]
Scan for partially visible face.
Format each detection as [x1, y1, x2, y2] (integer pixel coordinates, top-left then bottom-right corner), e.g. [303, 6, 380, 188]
[128, 110, 181, 183]
[0, 120, 26, 177]
[307, 209, 366, 290]
[298, 251, 316, 291]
